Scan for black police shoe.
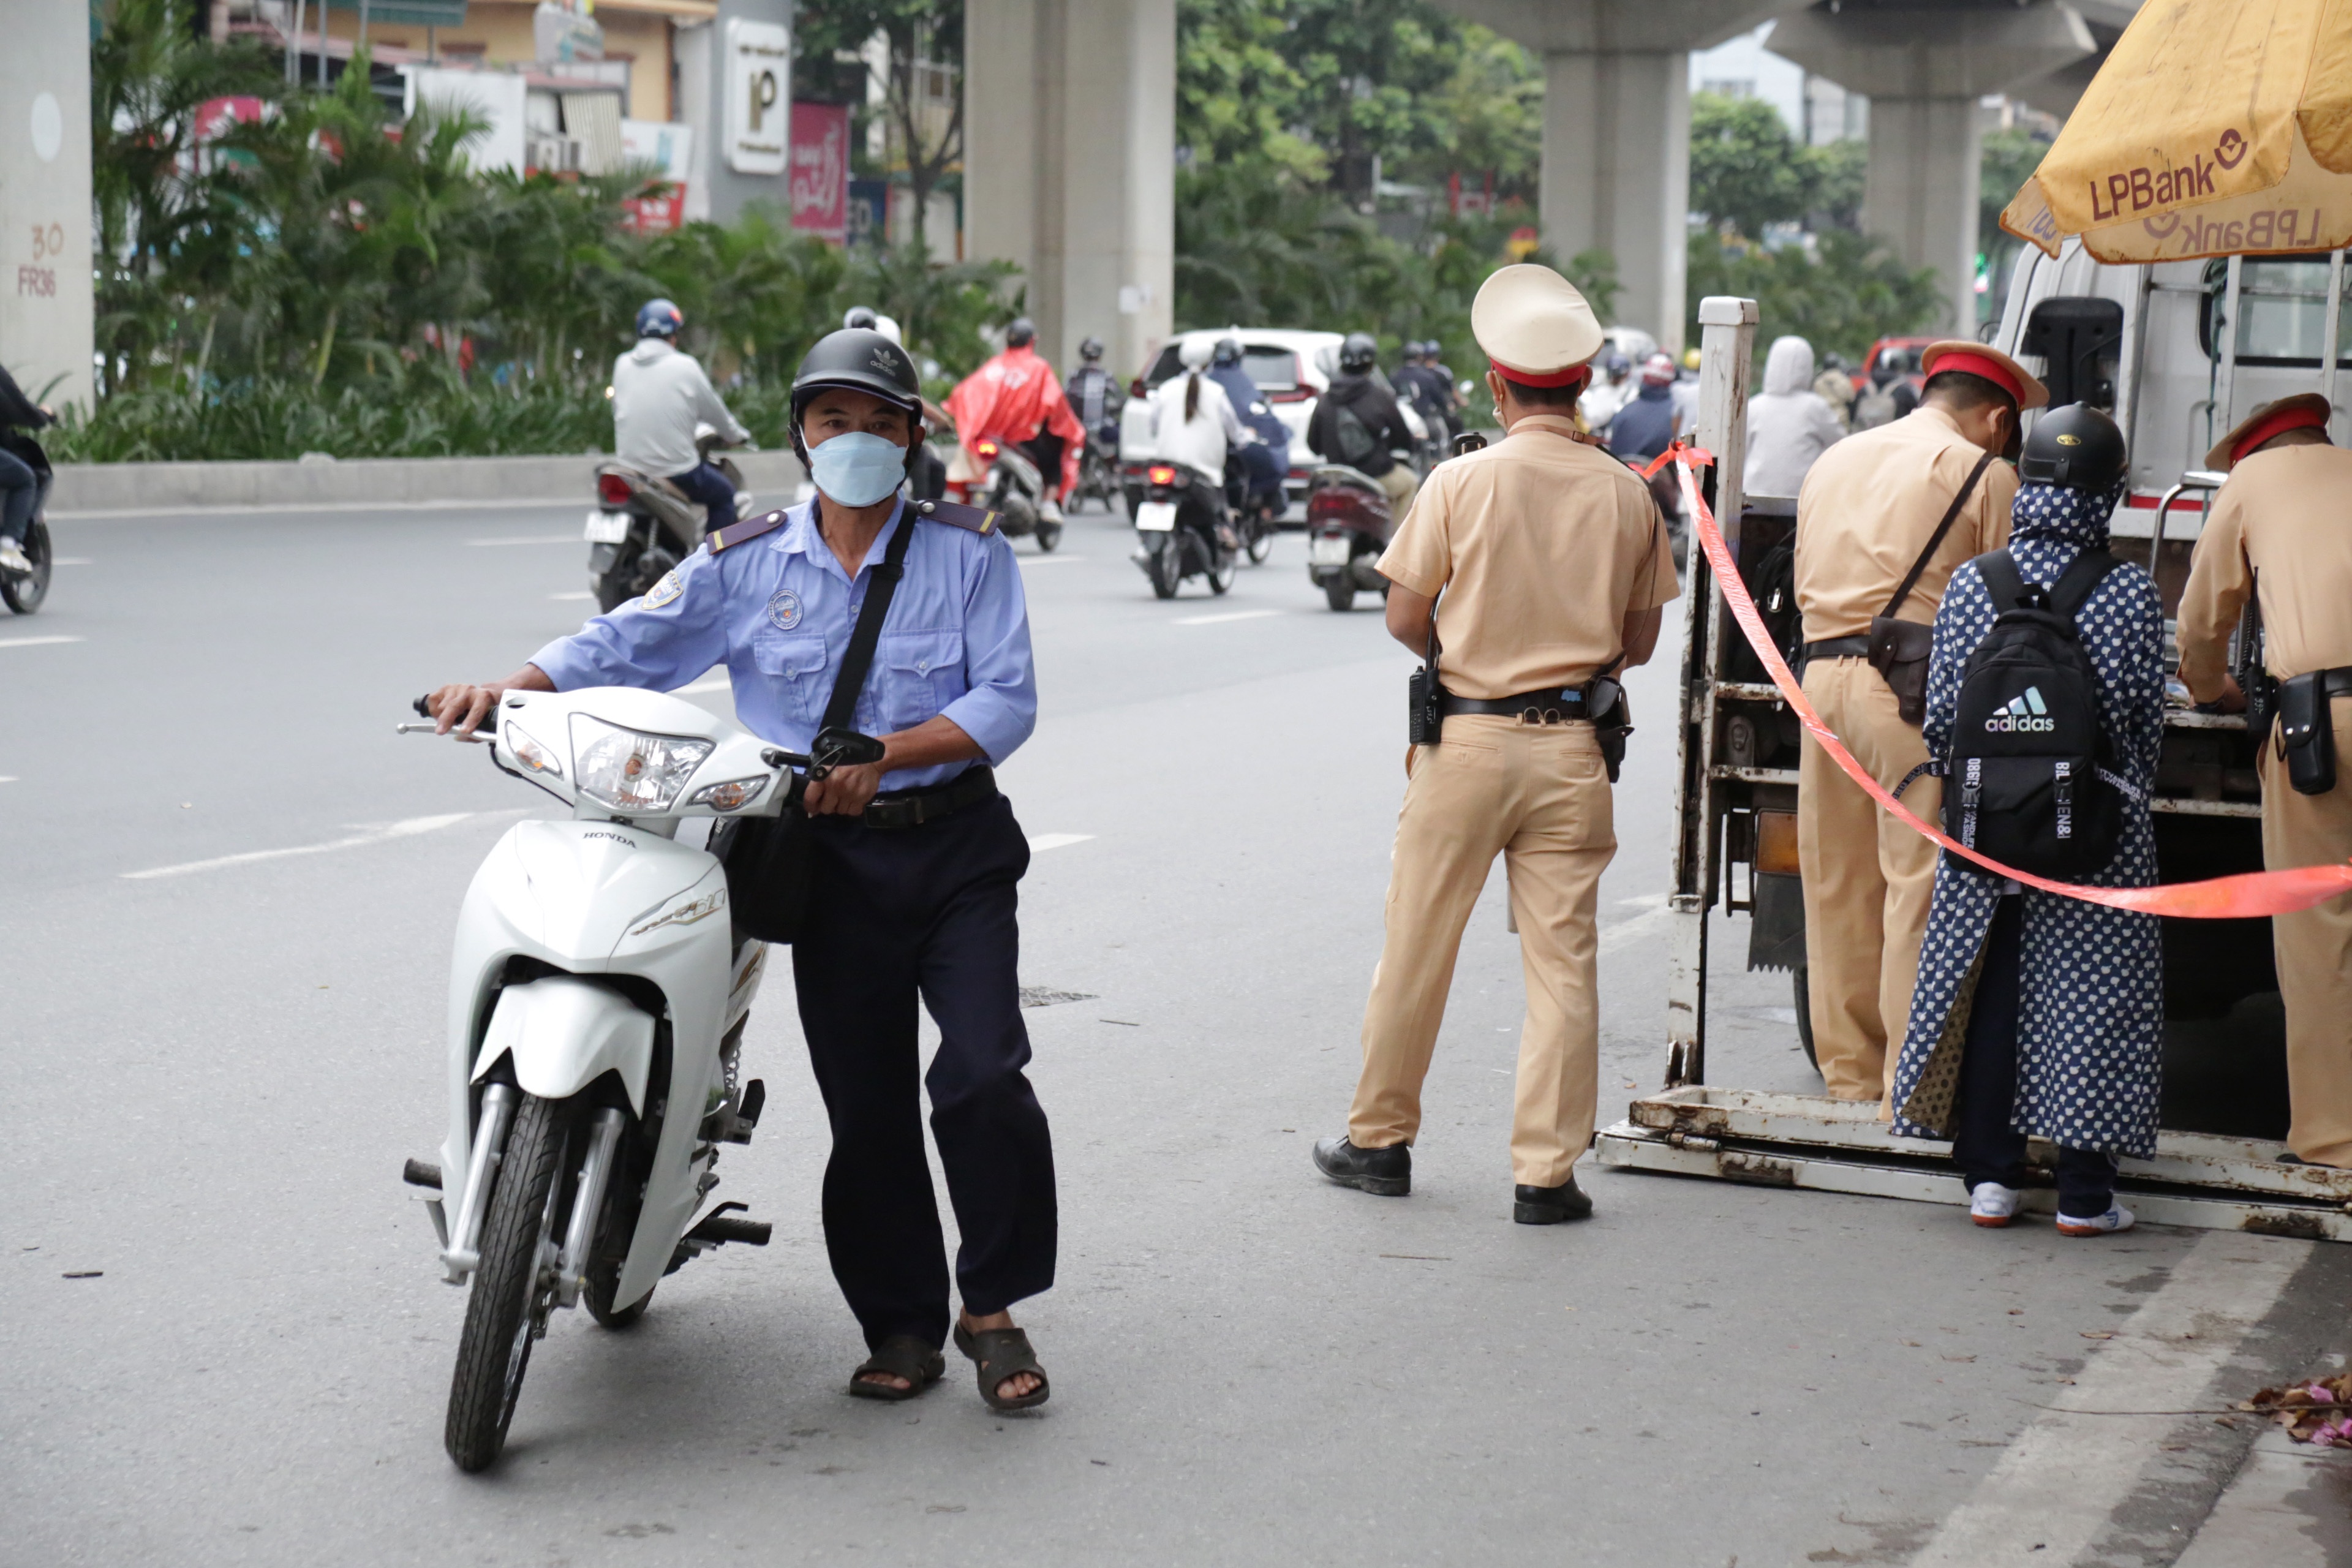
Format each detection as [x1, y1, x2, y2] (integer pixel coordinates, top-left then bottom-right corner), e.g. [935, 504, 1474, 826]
[1513, 1176, 1593, 1224]
[1313, 1135, 1410, 1196]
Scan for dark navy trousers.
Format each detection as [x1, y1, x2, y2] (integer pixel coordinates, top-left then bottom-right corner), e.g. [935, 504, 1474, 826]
[791, 794, 1057, 1349]
[668, 461, 739, 532]
[1953, 895, 2120, 1219]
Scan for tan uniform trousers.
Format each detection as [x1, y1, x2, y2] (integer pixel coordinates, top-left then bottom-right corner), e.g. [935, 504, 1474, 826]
[1349, 715, 1615, 1188]
[1796, 657, 1944, 1102]
[2266, 698, 2352, 1167]
[1377, 463, 1420, 521]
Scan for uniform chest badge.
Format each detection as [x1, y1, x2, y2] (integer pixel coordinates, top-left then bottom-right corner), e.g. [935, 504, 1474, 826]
[641, 570, 684, 610]
[766, 589, 802, 630]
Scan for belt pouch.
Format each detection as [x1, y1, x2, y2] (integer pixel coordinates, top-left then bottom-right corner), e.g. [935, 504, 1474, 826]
[1585, 674, 1630, 784]
[1408, 594, 1443, 744]
[1866, 617, 1936, 725]
[2277, 671, 2339, 796]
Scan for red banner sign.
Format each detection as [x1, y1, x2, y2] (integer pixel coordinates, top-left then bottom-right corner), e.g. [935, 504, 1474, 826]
[789, 102, 848, 244]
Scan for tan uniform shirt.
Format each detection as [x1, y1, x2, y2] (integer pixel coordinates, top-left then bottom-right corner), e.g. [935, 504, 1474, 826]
[1793, 404, 2018, 639]
[1377, 413, 1680, 699]
[2177, 443, 2352, 700]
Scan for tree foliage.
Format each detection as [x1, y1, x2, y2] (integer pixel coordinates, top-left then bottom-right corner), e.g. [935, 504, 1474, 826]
[62, 0, 1016, 461]
[1687, 228, 1944, 364]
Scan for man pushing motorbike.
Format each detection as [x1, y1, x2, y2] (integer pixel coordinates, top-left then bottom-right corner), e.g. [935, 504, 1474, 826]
[426, 328, 1056, 1412]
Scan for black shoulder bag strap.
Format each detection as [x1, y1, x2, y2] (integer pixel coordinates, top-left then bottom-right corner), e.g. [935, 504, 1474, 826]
[1883, 451, 1997, 620]
[820, 505, 920, 733]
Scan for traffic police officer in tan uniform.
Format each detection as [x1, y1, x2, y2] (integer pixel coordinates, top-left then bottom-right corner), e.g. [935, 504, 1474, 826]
[1791, 342, 2043, 1103]
[1311, 265, 1680, 1223]
[2176, 393, 2352, 1167]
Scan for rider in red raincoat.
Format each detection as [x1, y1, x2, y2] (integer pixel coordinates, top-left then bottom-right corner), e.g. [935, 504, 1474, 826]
[946, 318, 1086, 514]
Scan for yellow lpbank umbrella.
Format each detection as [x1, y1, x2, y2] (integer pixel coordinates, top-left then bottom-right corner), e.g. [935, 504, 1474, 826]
[2002, 0, 2352, 263]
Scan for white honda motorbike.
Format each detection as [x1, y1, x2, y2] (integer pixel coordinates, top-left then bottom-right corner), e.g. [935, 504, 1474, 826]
[398, 685, 876, 1472]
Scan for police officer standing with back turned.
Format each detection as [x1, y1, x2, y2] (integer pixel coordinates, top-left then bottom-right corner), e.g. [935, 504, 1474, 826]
[1311, 264, 1680, 1223]
[424, 329, 1057, 1413]
[1791, 341, 2043, 1106]
[2176, 394, 2352, 1169]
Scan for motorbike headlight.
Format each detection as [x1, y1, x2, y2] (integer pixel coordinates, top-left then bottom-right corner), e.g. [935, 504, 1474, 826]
[503, 721, 563, 778]
[685, 776, 769, 812]
[568, 715, 714, 813]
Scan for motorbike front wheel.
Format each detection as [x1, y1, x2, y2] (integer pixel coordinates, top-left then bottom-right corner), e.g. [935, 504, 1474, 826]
[1036, 519, 1063, 552]
[445, 1092, 567, 1472]
[0, 519, 52, 614]
[1205, 539, 1237, 596]
[1246, 517, 1275, 565]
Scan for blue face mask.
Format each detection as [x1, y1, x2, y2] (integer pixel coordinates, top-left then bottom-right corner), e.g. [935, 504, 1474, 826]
[807, 431, 908, 507]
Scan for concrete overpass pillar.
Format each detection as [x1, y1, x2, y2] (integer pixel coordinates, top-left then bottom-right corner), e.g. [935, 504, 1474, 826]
[2, 1, 94, 410]
[1434, 2, 1815, 356]
[964, 0, 1174, 379]
[1540, 47, 1690, 355]
[1767, 2, 2095, 334]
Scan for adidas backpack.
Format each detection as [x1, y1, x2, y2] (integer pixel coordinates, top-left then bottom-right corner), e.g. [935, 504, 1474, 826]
[1943, 548, 2128, 880]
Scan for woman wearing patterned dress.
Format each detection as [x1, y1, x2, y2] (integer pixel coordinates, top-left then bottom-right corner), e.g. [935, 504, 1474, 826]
[1886, 405, 2166, 1237]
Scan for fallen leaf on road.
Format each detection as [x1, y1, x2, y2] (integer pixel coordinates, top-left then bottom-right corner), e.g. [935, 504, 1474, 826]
[2081, 1330, 2116, 1340]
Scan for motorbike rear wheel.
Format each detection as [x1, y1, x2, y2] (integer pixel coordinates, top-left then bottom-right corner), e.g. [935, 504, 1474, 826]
[1324, 579, 1356, 612]
[1036, 519, 1063, 552]
[1245, 511, 1275, 565]
[1146, 538, 1180, 600]
[0, 519, 51, 614]
[445, 1093, 567, 1472]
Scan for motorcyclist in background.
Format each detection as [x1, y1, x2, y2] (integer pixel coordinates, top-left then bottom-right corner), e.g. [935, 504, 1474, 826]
[1393, 341, 1458, 448]
[1307, 331, 1419, 519]
[0, 364, 53, 575]
[611, 298, 751, 530]
[946, 317, 1084, 524]
[1578, 349, 1633, 442]
[1065, 336, 1125, 451]
[1206, 336, 1290, 521]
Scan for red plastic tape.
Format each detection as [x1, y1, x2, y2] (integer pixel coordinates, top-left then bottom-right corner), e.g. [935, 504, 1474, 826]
[1665, 445, 2352, 919]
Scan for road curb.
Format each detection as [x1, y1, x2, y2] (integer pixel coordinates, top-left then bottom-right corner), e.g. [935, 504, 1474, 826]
[49, 450, 808, 514]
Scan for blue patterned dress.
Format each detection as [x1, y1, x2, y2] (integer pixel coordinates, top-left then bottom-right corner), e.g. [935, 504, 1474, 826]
[1888, 478, 2168, 1157]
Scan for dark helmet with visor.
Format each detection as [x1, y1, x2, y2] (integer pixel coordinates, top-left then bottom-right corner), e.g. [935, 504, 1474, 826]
[789, 328, 925, 471]
[635, 298, 683, 339]
[1339, 331, 1378, 373]
[1079, 335, 1104, 361]
[2019, 402, 2127, 492]
[1212, 336, 1242, 368]
[1005, 317, 1036, 349]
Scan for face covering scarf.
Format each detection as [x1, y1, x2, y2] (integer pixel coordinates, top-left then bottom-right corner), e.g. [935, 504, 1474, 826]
[809, 431, 910, 507]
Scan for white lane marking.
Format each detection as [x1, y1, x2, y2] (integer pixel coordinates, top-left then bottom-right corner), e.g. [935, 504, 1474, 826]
[466, 535, 579, 548]
[1598, 903, 1677, 954]
[548, 590, 594, 601]
[51, 557, 92, 565]
[1911, 1231, 2309, 1567]
[1173, 609, 1281, 626]
[0, 776, 17, 784]
[56, 497, 617, 521]
[1027, 833, 1095, 853]
[0, 635, 83, 650]
[1020, 554, 1087, 565]
[123, 812, 480, 880]
[674, 673, 731, 695]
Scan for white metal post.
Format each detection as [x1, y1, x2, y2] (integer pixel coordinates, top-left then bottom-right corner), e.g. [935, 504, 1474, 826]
[1663, 295, 1759, 1087]
[2323, 250, 2345, 436]
[2214, 254, 2244, 449]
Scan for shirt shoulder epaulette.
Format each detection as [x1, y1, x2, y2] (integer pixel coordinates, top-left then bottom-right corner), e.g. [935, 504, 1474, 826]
[911, 498, 1001, 536]
[707, 510, 791, 552]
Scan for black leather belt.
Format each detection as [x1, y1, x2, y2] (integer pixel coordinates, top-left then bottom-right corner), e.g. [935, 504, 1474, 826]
[1441, 686, 1594, 723]
[860, 766, 997, 830]
[2320, 666, 2352, 698]
[1803, 636, 1872, 660]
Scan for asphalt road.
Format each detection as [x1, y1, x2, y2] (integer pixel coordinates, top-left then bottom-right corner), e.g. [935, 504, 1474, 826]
[6, 496, 2350, 1566]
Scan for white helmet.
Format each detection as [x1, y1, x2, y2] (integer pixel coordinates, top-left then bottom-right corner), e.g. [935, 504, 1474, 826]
[1178, 336, 1214, 371]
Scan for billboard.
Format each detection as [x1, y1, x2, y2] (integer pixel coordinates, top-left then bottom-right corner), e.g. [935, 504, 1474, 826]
[790, 102, 848, 243]
[724, 18, 790, 176]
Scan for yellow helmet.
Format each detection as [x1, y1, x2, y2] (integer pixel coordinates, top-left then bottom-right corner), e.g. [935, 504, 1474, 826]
[1682, 347, 1702, 369]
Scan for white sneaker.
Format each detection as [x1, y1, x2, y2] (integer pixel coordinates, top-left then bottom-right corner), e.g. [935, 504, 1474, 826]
[1039, 496, 1064, 526]
[0, 540, 28, 573]
[2057, 1205, 2136, 1237]
[1970, 1182, 2022, 1227]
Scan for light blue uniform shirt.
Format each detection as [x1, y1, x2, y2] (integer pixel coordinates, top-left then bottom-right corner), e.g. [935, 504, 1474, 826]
[530, 499, 1037, 791]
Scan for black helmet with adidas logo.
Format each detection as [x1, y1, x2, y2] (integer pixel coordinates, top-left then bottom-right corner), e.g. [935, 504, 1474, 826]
[790, 328, 925, 466]
[2020, 402, 2127, 492]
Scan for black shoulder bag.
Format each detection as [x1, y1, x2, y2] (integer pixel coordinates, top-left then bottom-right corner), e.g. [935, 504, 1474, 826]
[722, 511, 917, 944]
[1868, 450, 1996, 725]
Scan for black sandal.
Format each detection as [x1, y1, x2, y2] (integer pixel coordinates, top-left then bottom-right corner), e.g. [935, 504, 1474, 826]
[846, 1335, 945, 1401]
[953, 1322, 1050, 1412]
